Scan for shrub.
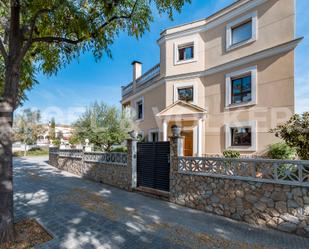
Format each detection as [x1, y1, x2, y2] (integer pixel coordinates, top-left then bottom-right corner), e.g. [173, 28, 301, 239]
[267, 143, 296, 160]
[52, 139, 61, 148]
[271, 112, 309, 160]
[223, 150, 240, 158]
[110, 147, 127, 153]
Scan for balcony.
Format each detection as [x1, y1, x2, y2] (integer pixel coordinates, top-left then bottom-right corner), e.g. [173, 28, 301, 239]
[122, 63, 160, 98]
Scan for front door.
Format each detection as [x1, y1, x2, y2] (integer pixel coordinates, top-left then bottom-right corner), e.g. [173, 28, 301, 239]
[182, 131, 193, 156]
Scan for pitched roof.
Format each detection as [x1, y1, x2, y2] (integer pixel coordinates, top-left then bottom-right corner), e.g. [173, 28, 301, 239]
[156, 100, 207, 117]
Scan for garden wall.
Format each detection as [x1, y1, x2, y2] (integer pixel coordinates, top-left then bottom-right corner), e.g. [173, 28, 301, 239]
[48, 144, 132, 191]
[49, 137, 309, 237]
[169, 136, 309, 237]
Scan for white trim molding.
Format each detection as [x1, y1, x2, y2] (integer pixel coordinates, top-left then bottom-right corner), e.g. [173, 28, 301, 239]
[134, 96, 144, 122]
[225, 66, 257, 109]
[173, 37, 198, 66]
[122, 38, 302, 103]
[226, 11, 258, 51]
[173, 81, 198, 105]
[158, 0, 266, 45]
[225, 120, 257, 152]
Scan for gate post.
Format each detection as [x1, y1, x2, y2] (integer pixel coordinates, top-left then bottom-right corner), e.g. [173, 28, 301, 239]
[169, 129, 182, 202]
[127, 138, 138, 190]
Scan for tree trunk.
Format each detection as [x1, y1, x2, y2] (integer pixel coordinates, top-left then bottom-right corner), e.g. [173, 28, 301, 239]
[0, 0, 22, 243]
[0, 101, 15, 244]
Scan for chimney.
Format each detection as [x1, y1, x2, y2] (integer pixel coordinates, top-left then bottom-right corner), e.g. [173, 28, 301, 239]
[132, 61, 142, 90]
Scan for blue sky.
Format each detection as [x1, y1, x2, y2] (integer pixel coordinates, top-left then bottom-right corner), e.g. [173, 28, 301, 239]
[20, 0, 309, 124]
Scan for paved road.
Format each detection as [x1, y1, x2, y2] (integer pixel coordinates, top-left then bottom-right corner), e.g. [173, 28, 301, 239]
[14, 157, 309, 249]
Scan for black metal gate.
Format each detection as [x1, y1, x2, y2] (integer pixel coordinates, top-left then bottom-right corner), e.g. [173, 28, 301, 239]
[137, 142, 170, 192]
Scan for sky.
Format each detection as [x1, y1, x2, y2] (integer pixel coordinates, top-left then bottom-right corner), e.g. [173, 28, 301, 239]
[20, 0, 309, 125]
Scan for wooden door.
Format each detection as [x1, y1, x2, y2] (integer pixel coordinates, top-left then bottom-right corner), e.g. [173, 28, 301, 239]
[182, 131, 193, 156]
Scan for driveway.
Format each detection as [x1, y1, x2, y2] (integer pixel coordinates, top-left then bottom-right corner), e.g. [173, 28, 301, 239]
[14, 157, 309, 249]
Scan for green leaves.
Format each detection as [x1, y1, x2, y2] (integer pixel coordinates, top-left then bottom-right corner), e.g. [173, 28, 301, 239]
[0, 0, 189, 106]
[271, 112, 309, 160]
[72, 102, 132, 151]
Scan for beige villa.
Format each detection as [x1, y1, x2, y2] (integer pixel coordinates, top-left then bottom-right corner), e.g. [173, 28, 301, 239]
[121, 0, 302, 156]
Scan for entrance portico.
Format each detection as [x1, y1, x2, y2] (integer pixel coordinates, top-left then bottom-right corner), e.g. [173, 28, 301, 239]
[157, 101, 207, 156]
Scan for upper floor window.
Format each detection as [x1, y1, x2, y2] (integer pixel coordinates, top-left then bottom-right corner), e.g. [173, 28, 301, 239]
[178, 43, 194, 61]
[231, 20, 252, 46]
[225, 66, 257, 109]
[174, 82, 197, 104]
[135, 97, 144, 120]
[178, 87, 194, 102]
[226, 12, 257, 51]
[174, 38, 198, 65]
[231, 75, 251, 104]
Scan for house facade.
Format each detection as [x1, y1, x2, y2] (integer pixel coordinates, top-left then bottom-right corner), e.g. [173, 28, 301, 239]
[121, 0, 301, 156]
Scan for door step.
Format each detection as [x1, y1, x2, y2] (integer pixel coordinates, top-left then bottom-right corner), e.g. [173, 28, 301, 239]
[134, 186, 169, 201]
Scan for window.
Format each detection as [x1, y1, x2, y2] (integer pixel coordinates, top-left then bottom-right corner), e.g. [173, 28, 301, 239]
[226, 12, 257, 51]
[178, 87, 194, 102]
[178, 43, 194, 61]
[135, 97, 144, 120]
[148, 129, 159, 142]
[231, 127, 252, 146]
[173, 82, 197, 104]
[174, 38, 198, 65]
[231, 75, 251, 104]
[225, 66, 257, 108]
[225, 121, 257, 151]
[231, 21, 252, 46]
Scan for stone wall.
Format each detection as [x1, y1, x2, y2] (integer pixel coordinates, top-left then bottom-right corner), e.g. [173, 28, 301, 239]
[169, 136, 309, 237]
[58, 157, 83, 176]
[83, 161, 131, 190]
[48, 150, 58, 168]
[48, 140, 135, 191]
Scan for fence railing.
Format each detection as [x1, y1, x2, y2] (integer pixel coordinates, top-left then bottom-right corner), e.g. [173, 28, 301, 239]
[58, 149, 83, 159]
[84, 152, 127, 166]
[50, 148, 127, 166]
[178, 156, 309, 187]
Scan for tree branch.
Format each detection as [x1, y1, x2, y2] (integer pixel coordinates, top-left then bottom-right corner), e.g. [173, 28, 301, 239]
[19, 6, 61, 60]
[32, 36, 84, 44]
[21, 0, 139, 56]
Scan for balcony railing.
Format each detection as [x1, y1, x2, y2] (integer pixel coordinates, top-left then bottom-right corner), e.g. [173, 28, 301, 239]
[136, 63, 160, 86]
[122, 63, 160, 97]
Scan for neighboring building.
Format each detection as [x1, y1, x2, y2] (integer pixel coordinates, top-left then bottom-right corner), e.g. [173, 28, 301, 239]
[121, 0, 302, 156]
[37, 124, 74, 145]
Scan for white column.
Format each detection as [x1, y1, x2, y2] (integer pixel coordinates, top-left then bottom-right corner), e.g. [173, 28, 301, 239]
[197, 118, 203, 156]
[163, 119, 168, 141]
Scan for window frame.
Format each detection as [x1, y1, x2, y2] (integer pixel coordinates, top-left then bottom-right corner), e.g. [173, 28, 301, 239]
[225, 66, 257, 109]
[226, 11, 258, 51]
[225, 121, 257, 151]
[174, 37, 198, 65]
[173, 81, 198, 105]
[148, 129, 160, 142]
[231, 74, 252, 105]
[177, 86, 194, 102]
[178, 43, 194, 62]
[134, 97, 144, 121]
